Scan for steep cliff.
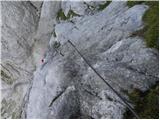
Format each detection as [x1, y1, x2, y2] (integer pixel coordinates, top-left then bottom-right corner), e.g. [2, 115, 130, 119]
[1, 1, 159, 119]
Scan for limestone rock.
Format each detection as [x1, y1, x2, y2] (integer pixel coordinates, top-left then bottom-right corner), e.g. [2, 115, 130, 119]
[1, 1, 39, 118]
[26, 1, 158, 119]
[1, 1, 159, 119]
[30, 1, 43, 11]
[32, 1, 61, 67]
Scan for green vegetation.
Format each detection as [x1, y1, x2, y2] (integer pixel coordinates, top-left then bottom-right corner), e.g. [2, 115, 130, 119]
[123, 83, 159, 119]
[57, 9, 67, 21]
[143, 2, 159, 49]
[126, 3, 159, 117]
[127, 1, 159, 49]
[98, 1, 112, 11]
[57, 9, 80, 21]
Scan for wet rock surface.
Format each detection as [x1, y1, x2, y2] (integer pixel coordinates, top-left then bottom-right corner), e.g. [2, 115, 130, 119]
[1, 1, 159, 119]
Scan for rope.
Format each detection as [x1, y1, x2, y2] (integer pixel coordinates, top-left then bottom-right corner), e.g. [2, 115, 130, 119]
[67, 40, 140, 119]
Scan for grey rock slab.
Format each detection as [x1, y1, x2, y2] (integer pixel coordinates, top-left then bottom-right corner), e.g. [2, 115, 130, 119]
[30, 1, 43, 11]
[26, 1, 158, 119]
[1, 1, 39, 118]
[32, 1, 61, 67]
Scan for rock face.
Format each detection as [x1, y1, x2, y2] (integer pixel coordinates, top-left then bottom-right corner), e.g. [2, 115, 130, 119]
[32, 1, 61, 67]
[1, 1, 39, 118]
[1, 1, 159, 119]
